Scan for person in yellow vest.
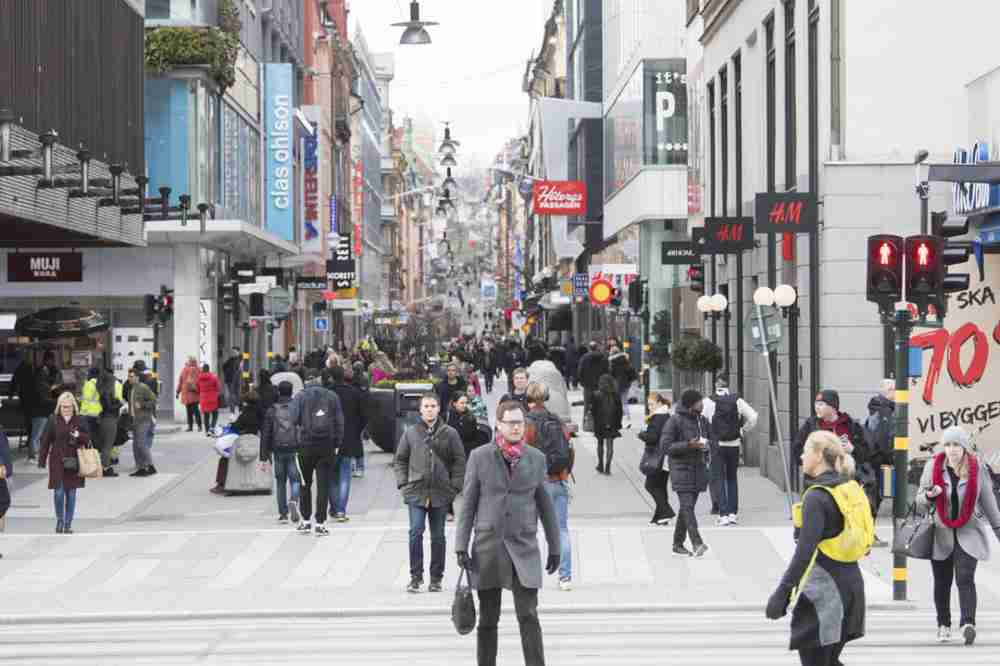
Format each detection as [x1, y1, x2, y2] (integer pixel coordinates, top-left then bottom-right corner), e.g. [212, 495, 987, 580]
[79, 367, 103, 441]
[766, 430, 869, 666]
[96, 368, 124, 477]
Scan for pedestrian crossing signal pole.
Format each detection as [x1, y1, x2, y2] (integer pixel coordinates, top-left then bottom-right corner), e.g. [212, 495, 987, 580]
[892, 307, 912, 602]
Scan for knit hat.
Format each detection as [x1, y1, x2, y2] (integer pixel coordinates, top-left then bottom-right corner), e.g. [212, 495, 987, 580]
[940, 426, 972, 452]
[680, 389, 703, 410]
[815, 389, 840, 410]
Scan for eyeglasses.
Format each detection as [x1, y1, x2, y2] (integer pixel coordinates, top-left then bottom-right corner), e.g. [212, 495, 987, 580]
[500, 420, 525, 427]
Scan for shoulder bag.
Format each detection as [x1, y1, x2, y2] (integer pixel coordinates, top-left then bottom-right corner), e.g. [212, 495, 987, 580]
[451, 565, 477, 635]
[77, 444, 103, 479]
[891, 501, 935, 560]
[639, 443, 666, 476]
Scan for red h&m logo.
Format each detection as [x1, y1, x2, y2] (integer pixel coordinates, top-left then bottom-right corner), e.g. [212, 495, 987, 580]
[532, 181, 587, 216]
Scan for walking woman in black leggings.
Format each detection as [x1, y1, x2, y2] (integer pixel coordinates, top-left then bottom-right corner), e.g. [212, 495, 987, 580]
[592, 374, 622, 475]
[916, 425, 1000, 646]
[639, 392, 674, 524]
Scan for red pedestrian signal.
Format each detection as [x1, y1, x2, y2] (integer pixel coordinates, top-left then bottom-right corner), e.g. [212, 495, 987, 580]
[866, 235, 902, 310]
[687, 264, 705, 294]
[904, 235, 941, 316]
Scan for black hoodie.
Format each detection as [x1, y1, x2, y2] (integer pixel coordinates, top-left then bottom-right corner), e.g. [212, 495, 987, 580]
[864, 395, 895, 467]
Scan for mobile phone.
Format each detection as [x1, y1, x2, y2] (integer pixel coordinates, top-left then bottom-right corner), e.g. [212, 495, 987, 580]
[698, 437, 708, 445]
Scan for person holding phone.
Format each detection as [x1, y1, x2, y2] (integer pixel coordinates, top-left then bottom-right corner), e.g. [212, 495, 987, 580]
[39, 392, 89, 534]
[659, 389, 712, 558]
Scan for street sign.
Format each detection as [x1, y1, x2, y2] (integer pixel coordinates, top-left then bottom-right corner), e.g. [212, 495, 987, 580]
[746, 306, 782, 352]
[754, 192, 819, 234]
[703, 217, 755, 253]
[661, 241, 700, 265]
[313, 317, 329, 332]
[267, 287, 292, 319]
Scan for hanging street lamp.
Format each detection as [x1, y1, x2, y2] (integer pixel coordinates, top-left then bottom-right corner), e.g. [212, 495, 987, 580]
[393, 1, 438, 45]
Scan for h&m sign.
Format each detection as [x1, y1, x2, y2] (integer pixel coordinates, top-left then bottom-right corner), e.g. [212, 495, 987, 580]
[8, 253, 83, 282]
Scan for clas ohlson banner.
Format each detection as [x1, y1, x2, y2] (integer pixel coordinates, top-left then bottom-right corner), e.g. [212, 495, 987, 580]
[264, 63, 294, 242]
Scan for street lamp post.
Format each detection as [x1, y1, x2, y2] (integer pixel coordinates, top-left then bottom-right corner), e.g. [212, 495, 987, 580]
[697, 293, 730, 386]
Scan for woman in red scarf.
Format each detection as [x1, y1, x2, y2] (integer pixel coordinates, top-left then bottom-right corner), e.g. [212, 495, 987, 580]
[917, 426, 1000, 646]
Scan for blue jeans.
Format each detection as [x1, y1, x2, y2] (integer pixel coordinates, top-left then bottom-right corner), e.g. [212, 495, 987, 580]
[407, 502, 447, 581]
[544, 479, 572, 580]
[30, 416, 48, 456]
[330, 455, 352, 515]
[133, 420, 155, 468]
[273, 451, 301, 517]
[54, 483, 77, 527]
[352, 452, 366, 473]
[718, 446, 740, 515]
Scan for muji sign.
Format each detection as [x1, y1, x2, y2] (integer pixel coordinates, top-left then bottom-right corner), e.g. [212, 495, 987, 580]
[8, 253, 83, 282]
[532, 180, 587, 216]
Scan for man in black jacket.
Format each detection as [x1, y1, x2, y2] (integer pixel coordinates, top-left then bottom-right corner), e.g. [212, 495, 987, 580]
[660, 389, 712, 558]
[290, 383, 344, 536]
[328, 366, 366, 522]
[576, 341, 609, 428]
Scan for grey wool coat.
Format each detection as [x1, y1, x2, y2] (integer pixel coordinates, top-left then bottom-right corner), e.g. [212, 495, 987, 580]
[916, 454, 1000, 562]
[455, 444, 560, 591]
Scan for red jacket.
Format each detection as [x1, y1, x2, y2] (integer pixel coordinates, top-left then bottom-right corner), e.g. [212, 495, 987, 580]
[197, 371, 221, 413]
[176, 362, 200, 405]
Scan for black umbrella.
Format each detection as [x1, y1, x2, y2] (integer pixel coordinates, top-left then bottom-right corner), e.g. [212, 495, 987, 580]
[14, 306, 110, 339]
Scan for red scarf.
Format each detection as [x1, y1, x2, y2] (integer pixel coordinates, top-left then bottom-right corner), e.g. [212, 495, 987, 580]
[497, 434, 524, 468]
[932, 452, 979, 528]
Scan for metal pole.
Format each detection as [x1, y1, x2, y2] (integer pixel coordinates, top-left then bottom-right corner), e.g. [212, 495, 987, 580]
[892, 307, 912, 601]
[788, 304, 800, 493]
[757, 303, 795, 517]
[918, 185, 929, 235]
[736, 253, 745, 395]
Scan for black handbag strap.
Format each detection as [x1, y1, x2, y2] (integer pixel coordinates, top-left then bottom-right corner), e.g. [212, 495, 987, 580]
[455, 564, 470, 587]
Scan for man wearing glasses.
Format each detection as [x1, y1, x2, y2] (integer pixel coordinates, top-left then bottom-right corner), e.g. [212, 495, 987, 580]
[456, 400, 560, 666]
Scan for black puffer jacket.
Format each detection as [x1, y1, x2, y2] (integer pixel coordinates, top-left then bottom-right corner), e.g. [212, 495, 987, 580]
[659, 405, 710, 493]
[863, 395, 895, 468]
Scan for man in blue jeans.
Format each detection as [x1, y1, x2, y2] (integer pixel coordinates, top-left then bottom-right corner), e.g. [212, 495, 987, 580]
[328, 367, 366, 522]
[260, 381, 302, 523]
[702, 379, 758, 525]
[128, 369, 159, 477]
[393, 393, 466, 593]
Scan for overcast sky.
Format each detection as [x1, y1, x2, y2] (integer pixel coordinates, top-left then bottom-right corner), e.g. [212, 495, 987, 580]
[348, 0, 550, 167]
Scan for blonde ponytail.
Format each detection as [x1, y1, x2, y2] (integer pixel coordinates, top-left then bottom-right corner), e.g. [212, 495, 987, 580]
[805, 430, 856, 479]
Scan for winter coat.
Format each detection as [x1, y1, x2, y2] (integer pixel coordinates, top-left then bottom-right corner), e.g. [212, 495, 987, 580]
[35, 366, 59, 417]
[455, 443, 560, 591]
[659, 406, 710, 493]
[593, 390, 623, 438]
[863, 395, 895, 468]
[393, 418, 466, 508]
[175, 362, 200, 406]
[39, 414, 89, 491]
[608, 352, 637, 392]
[79, 378, 102, 417]
[230, 402, 260, 435]
[448, 407, 482, 458]
[525, 359, 571, 423]
[289, 386, 344, 452]
[577, 350, 609, 390]
[331, 382, 367, 458]
[129, 380, 158, 425]
[916, 453, 1000, 561]
[436, 376, 468, 409]
[793, 413, 868, 467]
[197, 372, 221, 413]
[260, 396, 294, 462]
[256, 382, 277, 425]
[777, 471, 865, 650]
[564, 345, 579, 379]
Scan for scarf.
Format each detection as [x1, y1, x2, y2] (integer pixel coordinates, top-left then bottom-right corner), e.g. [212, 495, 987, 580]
[496, 433, 524, 467]
[932, 452, 979, 528]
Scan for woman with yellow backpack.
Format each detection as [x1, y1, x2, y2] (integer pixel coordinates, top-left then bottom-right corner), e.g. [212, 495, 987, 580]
[766, 430, 872, 666]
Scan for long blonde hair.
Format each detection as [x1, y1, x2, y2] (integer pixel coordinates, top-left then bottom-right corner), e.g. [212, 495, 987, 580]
[805, 430, 856, 479]
[55, 391, 79, 416]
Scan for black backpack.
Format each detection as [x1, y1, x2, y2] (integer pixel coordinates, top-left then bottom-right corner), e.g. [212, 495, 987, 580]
[533, 412, 574, 476]
[272, 403, 298, 450]
[712, 394, 742, 441]
[301, 389, 334, 442]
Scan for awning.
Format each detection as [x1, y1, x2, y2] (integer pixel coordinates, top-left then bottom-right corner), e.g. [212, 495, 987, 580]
[145, 219, 300, 259]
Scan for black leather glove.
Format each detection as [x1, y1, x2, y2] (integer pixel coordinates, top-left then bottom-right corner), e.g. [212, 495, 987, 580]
[765, 585, 792, 620]
[546, 554, 560, 575]
[456, 550, 471, 570]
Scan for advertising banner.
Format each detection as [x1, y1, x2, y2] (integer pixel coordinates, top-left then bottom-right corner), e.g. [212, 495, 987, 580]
[909, 255, 1000, 464]
[326, 232, 357, 297]
[264, 63, 294, 242]
[7, 253, 83, 282]
[301, 120, 322, 254]
[198, 299, 214, 368]
[661, 242, 700, 265]
[352, 160, 364, 257]
[532, 180, 587, 216]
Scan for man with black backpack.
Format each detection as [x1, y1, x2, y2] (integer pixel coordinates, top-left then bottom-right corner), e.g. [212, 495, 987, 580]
[525, 382, 574, 591]
[703, 379, 758, 526]
[260, 381, 302, 524]
[289, 382, 344, 536]
[863, 379, 896, 547]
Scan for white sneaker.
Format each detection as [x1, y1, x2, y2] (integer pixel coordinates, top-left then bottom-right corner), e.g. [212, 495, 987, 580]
[937, 626, 952, 643]
[558, 578, 573, 591]
[727, 514, 739, 525]
[716, 515, 730, 526]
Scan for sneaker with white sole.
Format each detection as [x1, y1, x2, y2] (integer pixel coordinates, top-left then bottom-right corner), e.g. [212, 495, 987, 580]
[558, 578, 573, 591]
[937, 626, 952, 643]
[296, 521, 312, 534]
[727, 514, 739, 525]
[314, 523, 330, 537]
[962, 623, 976, 645]
[693, 543, 710, 558]
[672, 545, 693, 557]
[289, 500, 300, 524]
[335, 513, 349, 523]
[715, 515, 730, 526]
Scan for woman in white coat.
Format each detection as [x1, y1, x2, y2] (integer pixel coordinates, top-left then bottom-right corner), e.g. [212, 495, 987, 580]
[916, 426, 1000, 646]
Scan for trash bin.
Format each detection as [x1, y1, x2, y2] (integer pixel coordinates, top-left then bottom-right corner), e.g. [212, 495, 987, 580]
[395, 382, 434, 449]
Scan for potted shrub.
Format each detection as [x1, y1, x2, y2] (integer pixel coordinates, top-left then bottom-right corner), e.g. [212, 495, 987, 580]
[670, 334, 723, 374]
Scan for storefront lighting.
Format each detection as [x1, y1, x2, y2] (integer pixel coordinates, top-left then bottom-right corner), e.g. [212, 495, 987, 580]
[178, 194, 191, 226]
[393, 1, 437, 45]
[38, 130, 58, 181]
[438, 122, 459, 154]
[76, 147, 91, 195]
[441, 153, 457, 168]
[109, 163, 123, 204]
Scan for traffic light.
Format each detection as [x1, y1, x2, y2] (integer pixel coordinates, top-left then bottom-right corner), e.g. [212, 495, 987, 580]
[931, 211, 972, 306]
[144, 294, 157, 324]
[866, 234, 903, 310]
[249, 292, 265, 317]
[610, 287, 622, 307]
[687, 264, 705, 294]
[157, 285, 174, 324]
[628, 279, 643, 312]
[904, 235, 941, 316]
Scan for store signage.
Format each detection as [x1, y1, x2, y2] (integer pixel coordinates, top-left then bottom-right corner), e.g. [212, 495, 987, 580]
[326, 232, 356, 291]
[231, 262, 256, 284]
[754, 192, 818, 234]
[296, 277, 327, 291]
[661, 242, 700, 265]
[264, 63, 294, 242]
[198, 299, 214, 368]
[532, 180, 587, 216]
[301, 120, 322, 254]
[701, 217, 754, 253]
[572, 273, 589, 298]
[330, 194, 338, 234]
[481, 278, 497, 302]
[352, 160, 364, 257]
[7, 253, 82, 282]
[953, 142, 1000, 214]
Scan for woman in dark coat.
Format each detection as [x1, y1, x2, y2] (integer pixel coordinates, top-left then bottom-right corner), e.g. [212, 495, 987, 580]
[256, 369, 276, 425]
[766, 430, 865, 666]
[660, 389, 711, 557]
[639, 392, 674, 525]
[592, 374, 623, 475]
[447, 394, 482, 459]
[38, 392, 90, 534]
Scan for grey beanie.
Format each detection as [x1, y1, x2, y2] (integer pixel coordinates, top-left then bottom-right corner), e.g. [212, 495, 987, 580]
[940, 426, 972, 451]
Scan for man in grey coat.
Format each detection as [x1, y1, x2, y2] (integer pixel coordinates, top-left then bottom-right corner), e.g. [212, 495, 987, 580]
[456, 399, 560, 666]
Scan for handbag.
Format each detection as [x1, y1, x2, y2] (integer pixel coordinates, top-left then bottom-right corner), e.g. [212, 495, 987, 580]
[892, 502, 935, 560]
[451, 565, 477, 636]
[77, 446, 103, 479]
[62, 456, 79, 473]
[639, 443, 666, 476]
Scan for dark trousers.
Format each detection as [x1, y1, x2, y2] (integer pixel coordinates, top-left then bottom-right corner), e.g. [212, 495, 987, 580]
[932, 543, 979, 627]
[708, 441, 723, 512]
[596, 437, 615, 470]
[204, 409, 218, 431]
[477, 570, 545, 666]
[215, 458, 229, 488]
[798, 641, 844, 666]
[82, 415, 100, 439]
[184, 403, 202, 430]
[406, 502, 447, 581]
[298, 449, 333, 524]
[484, 372, 494, 394]
[644, 470, 674, 521]
[673, 491, 704, 549]
[718, 446, 740, 515]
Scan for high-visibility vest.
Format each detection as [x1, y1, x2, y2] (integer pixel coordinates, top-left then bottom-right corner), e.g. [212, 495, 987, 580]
[79, 378, 102, 417]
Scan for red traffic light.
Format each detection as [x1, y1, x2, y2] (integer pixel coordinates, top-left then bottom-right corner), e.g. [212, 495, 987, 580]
[877, 241, 892, 265]
[914, 241, 932, 266]
[866, 235, 903, 307]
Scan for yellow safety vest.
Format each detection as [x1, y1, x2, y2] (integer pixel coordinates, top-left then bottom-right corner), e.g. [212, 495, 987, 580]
[79, 378, 102, 417]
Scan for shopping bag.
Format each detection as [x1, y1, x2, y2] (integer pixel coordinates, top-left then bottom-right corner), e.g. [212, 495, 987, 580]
[77, 446, 103, 479]
[214, 433, 238, 459]
[892, 502, 935, 560]
[451, 566, 477, 636]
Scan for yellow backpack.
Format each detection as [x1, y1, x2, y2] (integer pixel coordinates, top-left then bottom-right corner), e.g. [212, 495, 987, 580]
[792, 480, 875, 563]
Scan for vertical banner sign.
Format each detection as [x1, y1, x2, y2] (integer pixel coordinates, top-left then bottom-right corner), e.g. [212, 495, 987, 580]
[326, 233, 357, 295]
[264, 63, 294, 241]
[330, 194, 338, 235]
[198, 299, 215, 368]
[301, 122, 322, 254]
[352, 160, 364, 257]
